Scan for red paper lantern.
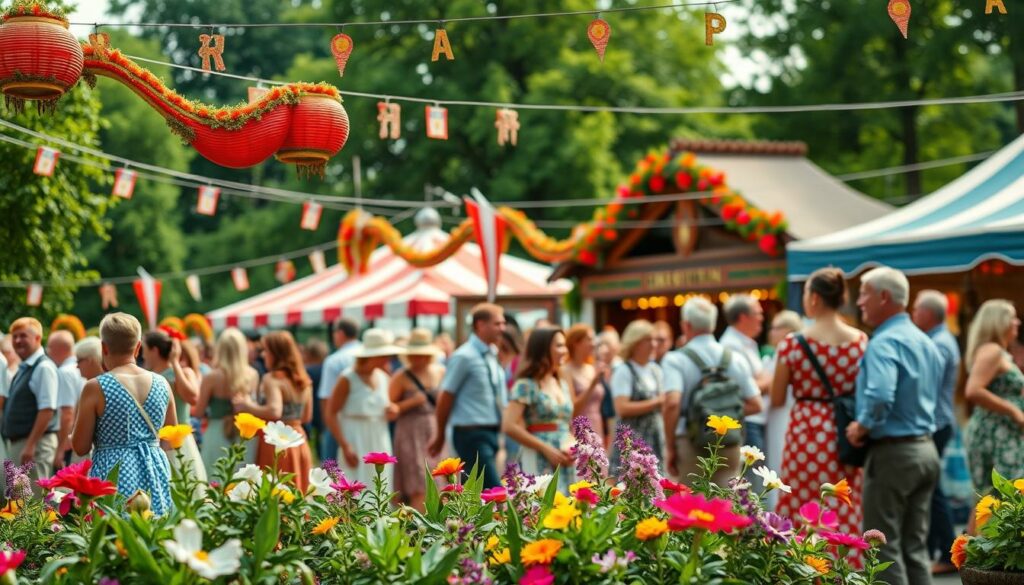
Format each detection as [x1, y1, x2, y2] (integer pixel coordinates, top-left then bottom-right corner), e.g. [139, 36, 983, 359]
[0, 14, 83, 104]
[276, 93, 350, 176]
[189, 106, 292, 169]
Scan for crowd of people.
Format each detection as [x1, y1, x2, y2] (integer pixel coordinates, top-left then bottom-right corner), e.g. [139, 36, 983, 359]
[1, 264, 1022, 585]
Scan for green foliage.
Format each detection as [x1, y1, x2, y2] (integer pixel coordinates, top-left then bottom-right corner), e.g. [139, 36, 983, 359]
[962, 469, 1024, 572]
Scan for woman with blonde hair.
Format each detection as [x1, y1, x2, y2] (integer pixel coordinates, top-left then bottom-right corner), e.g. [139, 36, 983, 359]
[964, 299, 1024, 499]
[197, 328, 260, 473]
[561, 324, 610, 438]
[233, 331, 313, 491]
[608, 319, 665, 472]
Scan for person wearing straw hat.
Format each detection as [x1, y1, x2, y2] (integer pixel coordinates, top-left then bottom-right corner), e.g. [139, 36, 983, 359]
[388, 328, 445, 511]
[326, 328, 403, 487]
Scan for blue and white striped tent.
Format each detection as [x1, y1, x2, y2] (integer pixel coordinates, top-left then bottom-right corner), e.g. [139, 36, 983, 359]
[787, 133, 1024, 281]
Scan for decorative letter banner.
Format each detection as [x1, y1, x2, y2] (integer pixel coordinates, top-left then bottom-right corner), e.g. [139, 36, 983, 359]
[112, 168, 137, 199]
[25, 284, 43, 307]
[377, 101, 402, 140]
[426, 106, 449, 140]
[495, 109, 520, 146]
[309, 249, 327, 273]
[301, 200, 323, 231]
[331, 33, 354, 76]
[33, 147, 59, 176]
[587, 18, 611, 62]
[986, 0, 1007, 14]
[99, 283, 119, 309]
[133, 267, 162, 331]
[275, 259, 296, 284]
[231, 267, 250, 291]
[431, 28, 455, 62]
[185, 274, 203, 302]
[198, 33, 226, 72]
[888, 0, 911, 38]
[464, 189, 507, 303]
[88, 32, 110, 60]
[197, 185, 220, 216]
[705, 13, 727, 46]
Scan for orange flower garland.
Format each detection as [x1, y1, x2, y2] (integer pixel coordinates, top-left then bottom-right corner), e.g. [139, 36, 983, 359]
[183, 313, 213, 344]
[50, 314, 86, 341]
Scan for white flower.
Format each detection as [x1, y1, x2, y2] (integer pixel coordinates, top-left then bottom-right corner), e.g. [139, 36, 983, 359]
[307, 468, 335, 498]
[740, 445, 765, 466]
[227, 481, 254, 502]
[232, 464, 263, 485]
[262, 421, 305, 453]
[531, 474, 553, 495]
[752, 466, 791, 494]
[162, 519, 242, 580]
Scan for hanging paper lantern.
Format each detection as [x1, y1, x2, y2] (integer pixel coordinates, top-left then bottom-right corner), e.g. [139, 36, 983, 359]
[276, 91, 350, 177]
[188, 105, 292, 169]
[0, 11, 83, 110]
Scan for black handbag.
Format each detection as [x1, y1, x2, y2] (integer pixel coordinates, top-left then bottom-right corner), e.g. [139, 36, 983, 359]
[795, 334, 868, 468]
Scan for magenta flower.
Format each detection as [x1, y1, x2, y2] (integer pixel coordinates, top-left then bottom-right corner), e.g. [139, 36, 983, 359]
[442, 484, 465, 494]
[331, 475, 367, 496]
[659, 478, 689, 495]
[820, 531, 871, 551]
[519, 564, 554, 585]
[575, 487, 600, 506]
[0, 550, 26, 574]
[480, 486, 508, 503]
[654, 493, 752, 533]
[362, 452, 398, 465]
[798, 501, 839, 530]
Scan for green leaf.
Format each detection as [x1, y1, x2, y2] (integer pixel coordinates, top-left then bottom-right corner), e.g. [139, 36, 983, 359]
[38, 556, 82, 584]
[505, 499, 523, 567]
[111, 516, 164, 579]
[992, 468, 1016, 499]
[424, 463, 441, 522]
[253, 498, 281, 575]
[541, 468, 561, 513]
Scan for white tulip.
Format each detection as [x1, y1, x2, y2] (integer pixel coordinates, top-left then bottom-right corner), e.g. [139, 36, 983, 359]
[307, 468, 335, 498]
[262, 421, 306, 453]
[162, 519, 242, 579]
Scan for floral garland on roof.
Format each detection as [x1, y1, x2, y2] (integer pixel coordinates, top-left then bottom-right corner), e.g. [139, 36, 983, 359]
[2, 0, 67, 22]
[50, 314, 85, 341]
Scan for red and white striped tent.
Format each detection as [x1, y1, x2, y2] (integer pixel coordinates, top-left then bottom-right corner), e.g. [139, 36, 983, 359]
[207, 210, 571, 330]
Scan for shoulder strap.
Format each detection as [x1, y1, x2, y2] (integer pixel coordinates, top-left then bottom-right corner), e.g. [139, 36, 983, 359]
[681, 347, 710, 372]
[110, 373, 160, 437]
[718, 347, 732, 370]
[794, 334, 836, 400]
[624, 361, 642, 401]
[404, 369, 437, 406]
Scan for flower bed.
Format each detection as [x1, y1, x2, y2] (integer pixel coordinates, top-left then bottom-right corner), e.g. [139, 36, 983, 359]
[0, 416, 889, 584]
[951, 469, 1024, 579]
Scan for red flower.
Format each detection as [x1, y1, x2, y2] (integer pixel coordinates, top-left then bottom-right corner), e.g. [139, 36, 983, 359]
[798, 501, 839, 530]
[697, 178, 709, 191]
[578, 250, 598, 265]
[675, 171, 693, 190]
[481, 487, 507, 503]
[0, 550, 26, 574]
[709, 172, 725, 186]
[654, 493, 751, 533]
[659, 478, 689, 495]
[574, 486, 599, 506]
[331, 476, 366, 496]
[616, 185, 631, 199]
[441, 484, 464, 494]
[602, 229, 617, 241]
[37, 460, 115, 498]
[519, 564, 554, 585]
[758, 234, 778, 255]
[820, 531, 870, 551]
[737, 211, 751, 225]
[362, 452, 397, 466]
[648, 175, 666, 193]
[158, 325, 186, 341]
[721, 204, 741, 221]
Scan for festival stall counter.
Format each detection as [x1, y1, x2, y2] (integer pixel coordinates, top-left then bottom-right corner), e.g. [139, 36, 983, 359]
[550, 139, 892, 336]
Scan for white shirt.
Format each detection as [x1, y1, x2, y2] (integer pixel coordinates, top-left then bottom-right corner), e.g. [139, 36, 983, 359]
[719, 326, 767, 424]
[0, 352, 8, 398]
[56, 357, 85, 409]
[317, 341, 362, 400]
[609, 360, 663, 400]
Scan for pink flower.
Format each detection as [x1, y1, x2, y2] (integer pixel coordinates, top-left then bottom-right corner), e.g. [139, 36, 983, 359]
[0, 550, 26, 574]
[574, 487, 600, 506]
[798, 502, 839, 530]
[820, 531, 870, 551]
[37, 460, 92, 489]
[659, 478, 689, 495]
[442, 484, 464, 494]
[519, 564, 554, 585]
[331, 475, 366, 496]
[362, 452, 398, 465]
[480, 487, 508, 503]
[654, 493, 752, 533]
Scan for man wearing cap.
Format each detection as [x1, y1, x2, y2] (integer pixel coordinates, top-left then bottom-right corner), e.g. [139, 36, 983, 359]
[428, 303, 508, 488]
[2, 318, 60, 482]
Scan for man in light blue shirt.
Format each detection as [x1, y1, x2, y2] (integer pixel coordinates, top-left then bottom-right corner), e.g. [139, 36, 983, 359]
[847, 267, 942, 585]
[429, 303, 507, 488]
[317, 318, 361, 463]
[47, 330, 84, 469]
[912, 289, 962, 574]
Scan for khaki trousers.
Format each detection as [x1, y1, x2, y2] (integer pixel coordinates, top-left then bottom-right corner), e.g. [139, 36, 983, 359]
[6, 432, 60, 491]
[676, 435, 742, 488]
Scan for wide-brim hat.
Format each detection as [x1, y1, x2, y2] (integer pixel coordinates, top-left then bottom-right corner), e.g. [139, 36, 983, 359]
[404, 327, 443, 357]
[354, 328, 405, 358]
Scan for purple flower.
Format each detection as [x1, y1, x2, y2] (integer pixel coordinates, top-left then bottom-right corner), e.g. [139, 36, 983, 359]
[571, 416, 609, 484]
[4, 460, 33, 501]
[448, 556, 491, 585]
[592, 550, 636, 574]
[502, 462, 537, 519]
[863, 529, 887, 546]
[321, 458, 342, 481]
[760, 512, 794, 543]
[614, 426, 663, 503]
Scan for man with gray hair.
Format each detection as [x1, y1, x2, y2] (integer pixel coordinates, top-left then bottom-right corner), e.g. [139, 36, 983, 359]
[74, 337, 103, 381]
[662, 297, 763, 485]
[720, 294, 771, 476]
[48, 330, 84, 469]
[848, 266, 943, 585]
[912, 289, 961, 575]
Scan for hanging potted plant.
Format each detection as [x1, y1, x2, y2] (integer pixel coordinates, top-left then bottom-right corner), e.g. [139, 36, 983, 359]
[0, 0, 83, 112]
[954, 470, 1024, 584]
[275, 83, 350, 178]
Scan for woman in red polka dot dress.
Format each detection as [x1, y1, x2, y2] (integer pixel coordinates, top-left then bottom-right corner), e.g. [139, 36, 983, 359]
[772, 268, 867, 539]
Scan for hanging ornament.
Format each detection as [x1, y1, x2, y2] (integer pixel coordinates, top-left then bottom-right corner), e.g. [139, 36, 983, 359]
[331, 33, 354, 76]
[986, 0, 1007, 14]
[705, 13, 727, 46]
[88, 32, 111, 60]
[99, 283, 119, 309]
[301, 200, 323, 231]
[888, 0, 911, 38]
[587, 17, 611, 62]
[431, 28, 455, 62]
[198, 33, 226, 72]
[247, 86, 268, 104]
[196, 185, 220, 216]
[25, 284, 42, 307]
[308, 249, 327, 274]
[185, 274, 203, 302]
[495, 109, 520, 147]
[33, 147, 59, 176]
[425, 105, 449, 140]
[133, 267, 162, 331]
[112, 168, 137, 199]
[231, 267, 250, 291]
[377, 101, 402, 140]
[275, 259, 297, 284]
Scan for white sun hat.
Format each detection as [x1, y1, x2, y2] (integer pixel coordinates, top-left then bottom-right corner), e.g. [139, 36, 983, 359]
[354, 328, 405, 358]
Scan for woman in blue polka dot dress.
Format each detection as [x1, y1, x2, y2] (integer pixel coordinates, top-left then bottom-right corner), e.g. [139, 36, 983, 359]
[72, 313, 175, 515]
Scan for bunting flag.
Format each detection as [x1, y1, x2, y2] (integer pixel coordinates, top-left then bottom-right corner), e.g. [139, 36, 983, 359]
[308, 249, 327, 273]
[99, 283, 119, 309]
[425, 105, 449, 140]
[112, 168, 138, 199]
[133, 267, 162, 331]
[33, 147, 59, 176]
[464, 189, 507, 302]
[231, 267, 250, 291]
[331, 33, 354, 76]
[587, 18, 611, 62]
[25, 283, 43, 307]
[300, 200, 323, 231]
[888, 0, 911, 38]
[197, 185, 220, 216]
[275, 259, 296, 284]
[185, 274, 203, 302]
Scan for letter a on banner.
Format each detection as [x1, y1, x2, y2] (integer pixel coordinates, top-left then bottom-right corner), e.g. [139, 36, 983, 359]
[464, 188, 507, 303]
[33, 147, 59, 176]
[133, 267, 162, 331]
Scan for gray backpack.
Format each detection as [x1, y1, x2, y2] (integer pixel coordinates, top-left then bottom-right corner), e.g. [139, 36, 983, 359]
[682, 347, 744, 448]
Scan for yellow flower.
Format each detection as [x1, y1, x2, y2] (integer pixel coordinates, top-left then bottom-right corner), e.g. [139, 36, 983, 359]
[46, 510, 58, 523]
[568, 480, 592, 495]
[521, 539, 563, 565]
[976, 495, 1001, 527]
[312, 516, 339, 535]
[543, 504, 581, 530]
[804, 556, 830, 575]
[115, 539, 127, 557]
[707, 415, 741, 436]
[1013, 478, 1024, 494]
[158, 424, 193, 449]
[234, 413, 266, 440]
[552, 491, 570, 507]
[489, 547, 511, 566]
[0, 500, 20, 520]
[273, 486, 296, 504]
[486, 535, 500, 552]
[635, 517, 669, 541]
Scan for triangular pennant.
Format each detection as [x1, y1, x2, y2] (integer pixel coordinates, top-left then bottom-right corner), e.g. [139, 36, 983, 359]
[231, 267, 250, 291]
[185, 274, 203, 302]
[99, 283, 119, 309]
[888, 0, 911, 38]
[331, 33, 354, 76]
[309, 250, 327, 274]
[587, 18, 611, 62]
[275, 259, 296, 284]
[197, 186, 220, 216]
[133, 267, 162, 330]
[464, 189, 507, 303]
[112, 168, 138, 199]
[301, 201, 323, 231]
[25, 283, 43, 306]
[33, 147, 59, 176]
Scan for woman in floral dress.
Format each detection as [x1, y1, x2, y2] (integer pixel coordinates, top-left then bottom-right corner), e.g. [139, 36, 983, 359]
[503, 327, 575, 490]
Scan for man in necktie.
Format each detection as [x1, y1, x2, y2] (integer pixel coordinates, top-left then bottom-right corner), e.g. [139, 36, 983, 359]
[429, 303, 508, 488]
[2, 318, 60, 484]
